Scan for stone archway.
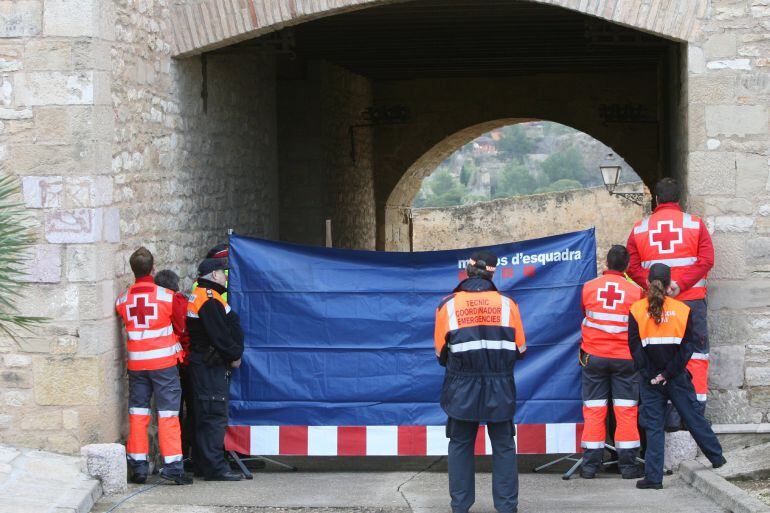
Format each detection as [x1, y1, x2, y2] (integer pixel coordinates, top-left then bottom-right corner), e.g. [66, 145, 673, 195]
[383, 118, 643, 250]
[170, 0, 705, 57]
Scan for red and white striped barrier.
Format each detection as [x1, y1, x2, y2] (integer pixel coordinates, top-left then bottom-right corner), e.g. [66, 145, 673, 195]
[225, 423, 584, 456]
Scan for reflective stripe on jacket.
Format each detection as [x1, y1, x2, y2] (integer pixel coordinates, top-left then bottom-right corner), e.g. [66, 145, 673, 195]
[434, 278, 526, 422]
[116, 279, 182, 371]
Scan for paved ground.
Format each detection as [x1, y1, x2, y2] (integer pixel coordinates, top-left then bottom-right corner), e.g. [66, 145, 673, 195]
[93, 456, 728, 513]
[0, 444, 100, 513]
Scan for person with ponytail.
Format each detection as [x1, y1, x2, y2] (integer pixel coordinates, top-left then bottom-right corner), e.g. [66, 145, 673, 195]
[628, 263, 725, 490]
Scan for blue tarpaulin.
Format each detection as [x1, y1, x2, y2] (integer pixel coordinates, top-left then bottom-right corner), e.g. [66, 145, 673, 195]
[228, 229, 596, 428]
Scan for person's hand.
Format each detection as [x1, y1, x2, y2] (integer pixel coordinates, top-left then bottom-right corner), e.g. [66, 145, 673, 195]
[650, 374, 667, 386]
[667, 281, 680, 297]
[230, 358, 242, 369]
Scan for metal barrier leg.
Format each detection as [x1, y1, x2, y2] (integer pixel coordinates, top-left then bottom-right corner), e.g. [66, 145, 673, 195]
[228, 451, 254, 480]
[533, 453, 578, 472]
[562, 456, 584, 480]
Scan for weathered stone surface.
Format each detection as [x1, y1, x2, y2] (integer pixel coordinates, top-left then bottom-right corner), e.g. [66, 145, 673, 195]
[4, 354, 31, 368]
[33, 356, 100, 406]
[64, 176, 113, 208]
[19, 244, 62, 283]
[65, 244, 115, 282]
[710, 233, 748, 279]
[81, 443, 127, 495]
[748, 386, 770, 408]
[746, 367, 770, 386]
[0, 1, 42, 37]
[704, 32, 738, 59]
[736, 153, 769, 198]
[687, 152, 737, 195]
[44, 208, 103, 244]
[664, 431, 698, 470]
[711, 345, 746, 389]
[710, 280, 770, 310]
[707, 389, 764, 424]
[22, 176, 62, 208]
[707, 215, 754, 233]
[707, 59, 752, 70]
[705, 105, 768, 136]
[14, 71, 94, 106]
[689, 75, 737, 104]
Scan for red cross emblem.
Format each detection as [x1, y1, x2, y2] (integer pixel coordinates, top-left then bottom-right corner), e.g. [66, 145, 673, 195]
[597, 283, 625, 310]
[649, 220, 683, 255]
[127, 294, 157, 329]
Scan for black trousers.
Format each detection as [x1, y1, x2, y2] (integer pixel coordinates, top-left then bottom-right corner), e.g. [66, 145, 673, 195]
[179, 364, 197, 463]
[188, 352, 231, 478]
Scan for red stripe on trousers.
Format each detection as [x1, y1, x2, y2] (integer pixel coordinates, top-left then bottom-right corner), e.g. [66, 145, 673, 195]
[517, 424, 546, 454]
[575, 423, 585, 453]
[474, 426, 486, 455]
[338, 426, 367, 456]
[398, 426, 427, 456]
[224, 425, 250, 454]
[279, 426, 308, 455]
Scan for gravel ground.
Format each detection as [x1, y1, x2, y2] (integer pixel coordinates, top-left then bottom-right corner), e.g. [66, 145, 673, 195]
[730, 478, 770, 506]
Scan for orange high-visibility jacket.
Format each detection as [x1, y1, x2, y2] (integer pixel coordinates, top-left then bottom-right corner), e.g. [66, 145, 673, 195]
[116, 278, 183, 371]
[434, 280, 526, 422]
[629, 296, 693, 380]
[581, 270, 643, 360]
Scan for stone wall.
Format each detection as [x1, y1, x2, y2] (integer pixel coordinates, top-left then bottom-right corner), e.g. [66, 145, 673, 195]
[0, 0, 279, 453]
[278, 60, 376, 250]
[411, 186, 644, 266]
[685, 4, 770, 425]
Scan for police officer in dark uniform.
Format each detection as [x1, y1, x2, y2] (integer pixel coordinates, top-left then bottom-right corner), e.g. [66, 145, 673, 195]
[186, 256, 244, 481]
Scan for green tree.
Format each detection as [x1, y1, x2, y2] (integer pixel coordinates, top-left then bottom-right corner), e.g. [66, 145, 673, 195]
[422, 169, 465, 207]
[459, 160, 475, 186]
[534, 178, 583, 194]
[494, 163, 537, 198]
[497, 125, 534, 163]
[539, 147, 589, 184]
[0, 175, 45, 335]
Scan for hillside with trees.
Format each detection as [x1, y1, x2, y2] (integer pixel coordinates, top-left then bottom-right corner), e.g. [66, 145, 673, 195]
[413, 122, 641, 208]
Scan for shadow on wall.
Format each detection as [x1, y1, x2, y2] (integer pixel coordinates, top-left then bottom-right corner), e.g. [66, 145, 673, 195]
[411, 184, 646, 267]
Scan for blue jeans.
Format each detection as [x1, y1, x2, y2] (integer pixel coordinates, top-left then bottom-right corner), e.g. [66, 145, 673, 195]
[639, 373, 723, 484]
[447, 418, 518, 513]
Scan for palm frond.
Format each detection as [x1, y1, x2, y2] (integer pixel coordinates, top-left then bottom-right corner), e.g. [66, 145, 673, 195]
[0, 174, 48, 333]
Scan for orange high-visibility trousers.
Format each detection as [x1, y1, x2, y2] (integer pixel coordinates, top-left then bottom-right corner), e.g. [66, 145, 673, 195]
[127, 366, 183, 473]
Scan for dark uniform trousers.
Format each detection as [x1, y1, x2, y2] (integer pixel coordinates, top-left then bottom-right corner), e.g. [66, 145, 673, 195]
[639, 372, 723, 484]
[179, 364, 196, 463]
[188, 351, 231, 478]
[447, 418, 518, 513]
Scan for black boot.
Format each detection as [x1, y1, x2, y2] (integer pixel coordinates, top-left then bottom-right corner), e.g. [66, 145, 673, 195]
[205, 471, 242, 481]
[636, 478, 663, 490]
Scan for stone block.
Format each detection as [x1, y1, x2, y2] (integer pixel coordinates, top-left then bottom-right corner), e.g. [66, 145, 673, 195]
[3, 389, 30, 407]
[689, 75, 736, 104]
[17, 284, 79, 320]
[62, 409, 78, 429]
[44, 0, 113, 39]
[77, 280, 116, 321]
[44, 208, 103, 244]
[664, 431, 698, 470]
[710, 345, 745, 389]
[707, 389, 764, 424]
[4, 354, 31, 367]
[77, 319, 121, 356]
[0, 368, 31, 388]
[749, 386, 770, 408]
[34, 107, 69, 143]
[0, 1, 42, 37]
[746, 344, 770, 365]
[736, 153, 769, 198]
[709, 280, 770, 310]
[746, 367, 770, 386]
[33, 356, 100, 406]
[19, 244, 62, 283]
[739, 72, 770, 96]
[81, 443, 127, 495]
[14, 71, 94, 106]
[65, 244, 115, 282]
[103, 208, 120, 243]
[687, 152, 737, 196]
[705, 105, 768, 136]
[688, 45, 705, 74]
[20, 409, 60, 430]
[0, 107, 31, 120]
[46, 432, 79, 454]
[708, 215, 754, 233]
[704, 32, 738, 59]
[22, 176, 62, 208]
[703, 197, 753, 216]
[710, 233, 748, 279]
[707, 59, 752, 70]
[64, 176, 113, 208]
[748, 237, 770, 265]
